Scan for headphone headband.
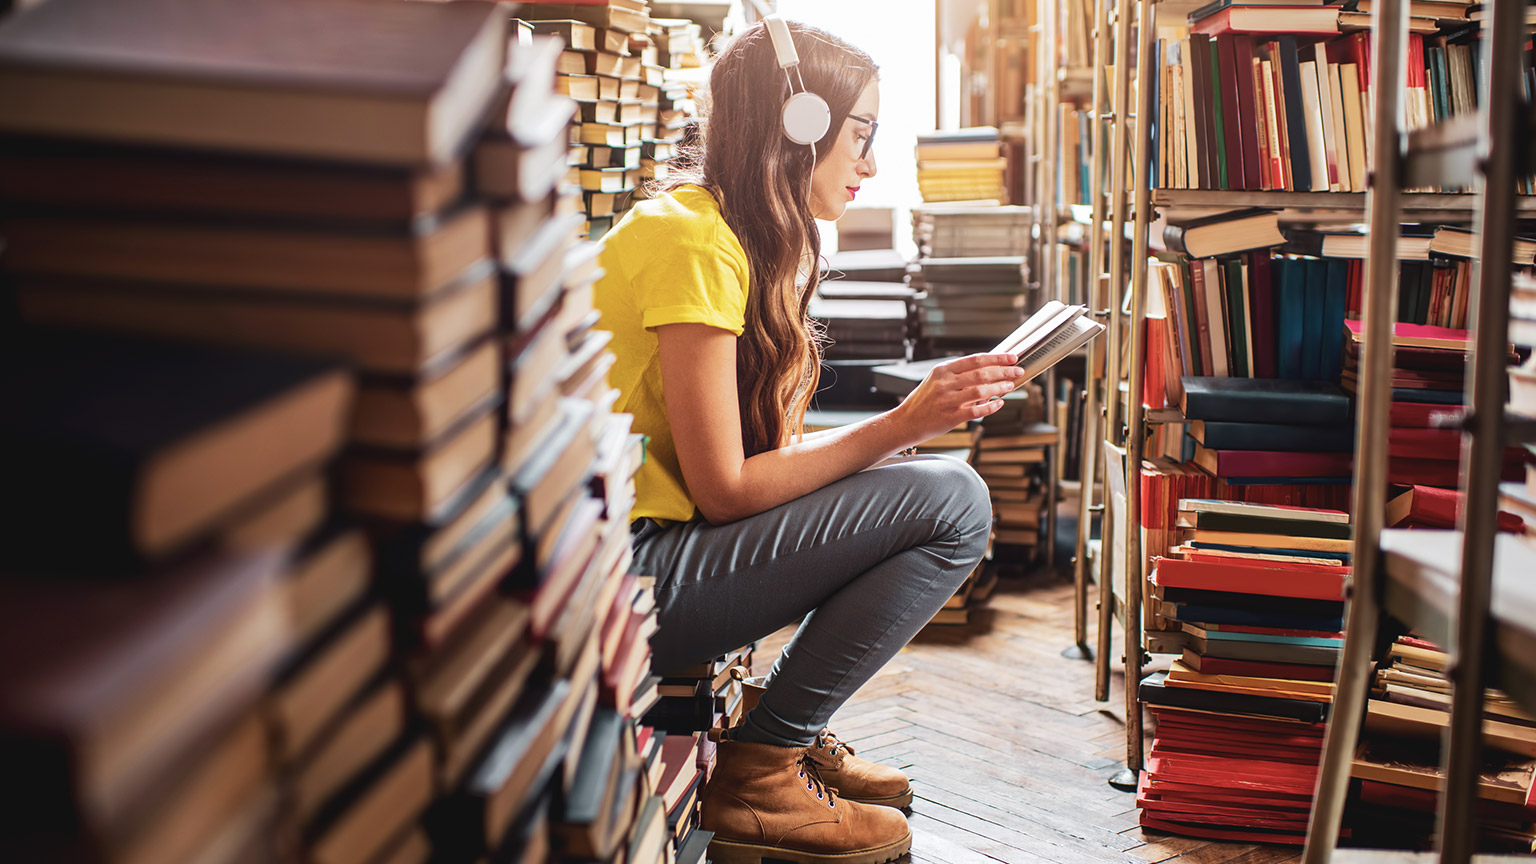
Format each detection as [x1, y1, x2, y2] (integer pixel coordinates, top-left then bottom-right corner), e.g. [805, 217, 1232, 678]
[762, 15, 830, 147]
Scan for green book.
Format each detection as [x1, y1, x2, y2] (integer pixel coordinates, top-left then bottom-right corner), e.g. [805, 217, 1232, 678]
[1222, 257, 1249, 377]
[1210, 44, 1227, 190]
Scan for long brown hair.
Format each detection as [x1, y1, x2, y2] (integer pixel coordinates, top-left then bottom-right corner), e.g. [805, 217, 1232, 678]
[664, 21, 878, 457]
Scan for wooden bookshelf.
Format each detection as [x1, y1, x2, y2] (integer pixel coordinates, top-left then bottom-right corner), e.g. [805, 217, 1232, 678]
[1301, 0, 1536, 861]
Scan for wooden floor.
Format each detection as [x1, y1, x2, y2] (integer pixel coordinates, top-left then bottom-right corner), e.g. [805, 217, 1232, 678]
[754, 570, 1305, 864]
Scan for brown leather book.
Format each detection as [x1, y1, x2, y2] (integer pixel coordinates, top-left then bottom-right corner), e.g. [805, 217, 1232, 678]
[0, 0, 508, 165]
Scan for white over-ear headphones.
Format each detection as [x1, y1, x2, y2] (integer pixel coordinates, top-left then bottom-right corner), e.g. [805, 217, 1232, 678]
[763, 14, 831, 147]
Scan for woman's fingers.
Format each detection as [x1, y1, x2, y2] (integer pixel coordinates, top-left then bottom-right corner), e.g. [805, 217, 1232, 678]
[938, 353, 1017, 376]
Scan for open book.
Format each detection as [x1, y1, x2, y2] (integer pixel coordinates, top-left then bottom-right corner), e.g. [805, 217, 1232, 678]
[991, 301, 1104, 387]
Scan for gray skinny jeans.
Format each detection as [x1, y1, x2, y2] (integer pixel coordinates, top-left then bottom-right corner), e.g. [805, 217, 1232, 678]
[631, 453, 992, 748]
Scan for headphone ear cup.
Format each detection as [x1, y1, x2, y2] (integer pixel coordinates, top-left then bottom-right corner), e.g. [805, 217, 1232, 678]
[781, 91, 831, 146]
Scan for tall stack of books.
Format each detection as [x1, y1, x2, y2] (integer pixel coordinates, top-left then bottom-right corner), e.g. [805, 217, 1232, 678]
[0, 0, 667, 861]
[975, 423, 1060, 548]
[525, 0, 659, 240]
[1138, 498, 1349, 844]
[809, 295, 909, 364]
[1349, 636, 1536, 852]
[915, 127, 1008, 203]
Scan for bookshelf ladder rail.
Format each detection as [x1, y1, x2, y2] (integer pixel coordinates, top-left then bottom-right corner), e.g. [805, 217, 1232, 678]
[1120, 0, 1156, 785]
[1438, 0, 1528, 858]
[1072, 0, 1113, 664]
[1042, 0, 1062, 572]
[1095, 0, 1136, 723]
[1301, 0, 1410, 859]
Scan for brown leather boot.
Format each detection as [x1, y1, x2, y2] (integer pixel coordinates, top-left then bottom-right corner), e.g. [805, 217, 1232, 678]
[805, 729, 914, 809]
[735, 673, 914, 810]
[700, 739, 911, 864]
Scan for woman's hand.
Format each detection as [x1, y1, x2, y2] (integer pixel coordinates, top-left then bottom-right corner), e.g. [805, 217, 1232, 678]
[894, 353, 1028, 443]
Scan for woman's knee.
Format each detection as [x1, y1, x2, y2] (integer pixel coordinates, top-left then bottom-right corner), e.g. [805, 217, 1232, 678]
[904, 454, 992, 546]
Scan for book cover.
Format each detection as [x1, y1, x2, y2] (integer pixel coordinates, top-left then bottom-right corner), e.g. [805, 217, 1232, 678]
[1191, 419, 1353, 452]
[1180, 376, 1351, 424]
[1274, 259, 1305, 379]
[1153, 556, 1348, 601]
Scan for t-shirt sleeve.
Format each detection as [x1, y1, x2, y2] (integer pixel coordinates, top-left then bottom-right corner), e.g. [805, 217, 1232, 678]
[631, 237, 749, 337]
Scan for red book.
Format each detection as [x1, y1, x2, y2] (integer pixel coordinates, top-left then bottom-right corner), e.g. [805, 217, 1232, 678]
[1194, 445, 1353, 478]
[1180, 652, 1337, 682]
[1230, 35, 1262, 191]
[1246, 250, 1276, 378]
[1389, 401, 1464, 428]
[1145, 316, 1168, 409]
[1250, 48, 1274, 189]
[1191, 6, 1341, 37]
[1152, 556, 1348, 601]
[1388, 484, 1527, 532]
[1388, 427, 1462, 460]
[1216, 35, 1248, 190]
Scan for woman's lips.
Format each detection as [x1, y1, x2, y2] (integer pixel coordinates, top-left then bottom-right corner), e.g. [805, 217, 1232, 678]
[846, 186, 858, 201]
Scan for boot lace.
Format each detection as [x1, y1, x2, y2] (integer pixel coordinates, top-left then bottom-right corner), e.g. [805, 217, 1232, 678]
[813, 728, 855, 758]
[795, 752, 838, 808]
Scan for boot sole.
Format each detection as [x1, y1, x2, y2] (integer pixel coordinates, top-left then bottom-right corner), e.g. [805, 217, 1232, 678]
[842, 788, 914, 810]
[707, 832, 912, 864]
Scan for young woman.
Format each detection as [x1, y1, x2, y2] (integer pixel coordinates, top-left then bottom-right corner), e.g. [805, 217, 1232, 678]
[594, 19, 1024, 864]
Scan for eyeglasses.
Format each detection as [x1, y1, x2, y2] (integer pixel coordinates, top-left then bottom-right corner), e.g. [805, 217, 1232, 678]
[847, 114, 877, 161]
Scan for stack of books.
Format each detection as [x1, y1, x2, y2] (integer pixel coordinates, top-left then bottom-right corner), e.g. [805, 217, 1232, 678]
[825, 247, 912, 283]
[1341, 320, 1529, 489]
[926, 558, 1000, 627]
[912, 205, 1032, 258]
[1180, 376, 1355, 484]
[525, 0, 667, 239]
[809, 295, 909, 364]
[1137, 498, 1350, 844]
[1349, 636, 1536, 852]
[915, 127, 1007, 203]
[976, 424, 1060, 548]
[1, 333, 355, 864]
[0, 0, 669, 860]
[910, 256, 1030, 351]
[643, 646, 752, 858]
[838, 206, 898, 251]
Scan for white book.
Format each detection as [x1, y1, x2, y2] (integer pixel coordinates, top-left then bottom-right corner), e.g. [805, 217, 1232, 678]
[1201, 259, 1229, 377]
[1177, 498, 1350, 525]
[1298, 61, 1330, 193]
[1325, 59, 1353, 192]
[1311, 47, 1341, 192]
[1178, 37, 1201, 189]
[1239, 259, 1255, 379]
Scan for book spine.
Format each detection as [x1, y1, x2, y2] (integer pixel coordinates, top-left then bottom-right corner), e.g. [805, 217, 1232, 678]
[1233, 35, 1263, 191]
[1217, 35, 1246, 191]
[1189, 258, 1215, 375]
[1248, 251, 1277, 378]
[1321, 259, 1348, 382]
[1208, 448, 1352, 479]
[1260, 54, 1285, 189]
[1298, 60, 1330, 193]
[1275, 258, 1305, 379]
[1300, 258, 1326, 380]
[1277, 36, 1312, 193]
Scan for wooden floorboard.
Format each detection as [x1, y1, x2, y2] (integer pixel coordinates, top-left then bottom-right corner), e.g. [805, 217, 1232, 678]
[752, 570, 1303, 864]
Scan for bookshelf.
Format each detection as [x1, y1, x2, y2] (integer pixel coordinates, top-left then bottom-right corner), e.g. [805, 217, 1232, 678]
[1302, 0, 1536, 861]
[1079, 0, 1536, 805]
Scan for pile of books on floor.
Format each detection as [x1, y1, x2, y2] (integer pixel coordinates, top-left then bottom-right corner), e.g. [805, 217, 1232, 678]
[0, 0, 676, 861]
[915, 127, 1007, 203]
[642, 646, 753, 861]
[926, 558, 1000, 627]
[1349, 636, 1536, 853]
[976, 423, 1060, 549]
[1138, 498, 1349, 844]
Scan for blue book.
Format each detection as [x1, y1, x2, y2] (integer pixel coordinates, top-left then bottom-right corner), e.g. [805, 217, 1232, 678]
[1162, 602, 1344, 632]
[1320, 260, 1348, 381]
[1392, 388, 1464, 406]
[1188, 541, 1350, 563]
[1194, 420, 1354, 452]
[1300, 258, 1326, 380]
[1275, 258, 1306, 379]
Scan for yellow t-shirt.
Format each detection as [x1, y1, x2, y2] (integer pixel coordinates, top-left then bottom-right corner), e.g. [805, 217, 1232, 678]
[594, 185, 750, 523]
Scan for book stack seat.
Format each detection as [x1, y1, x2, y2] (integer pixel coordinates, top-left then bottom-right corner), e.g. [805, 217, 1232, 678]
[643, 645, 753, 857]
[1138, 497, 1350, 844]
